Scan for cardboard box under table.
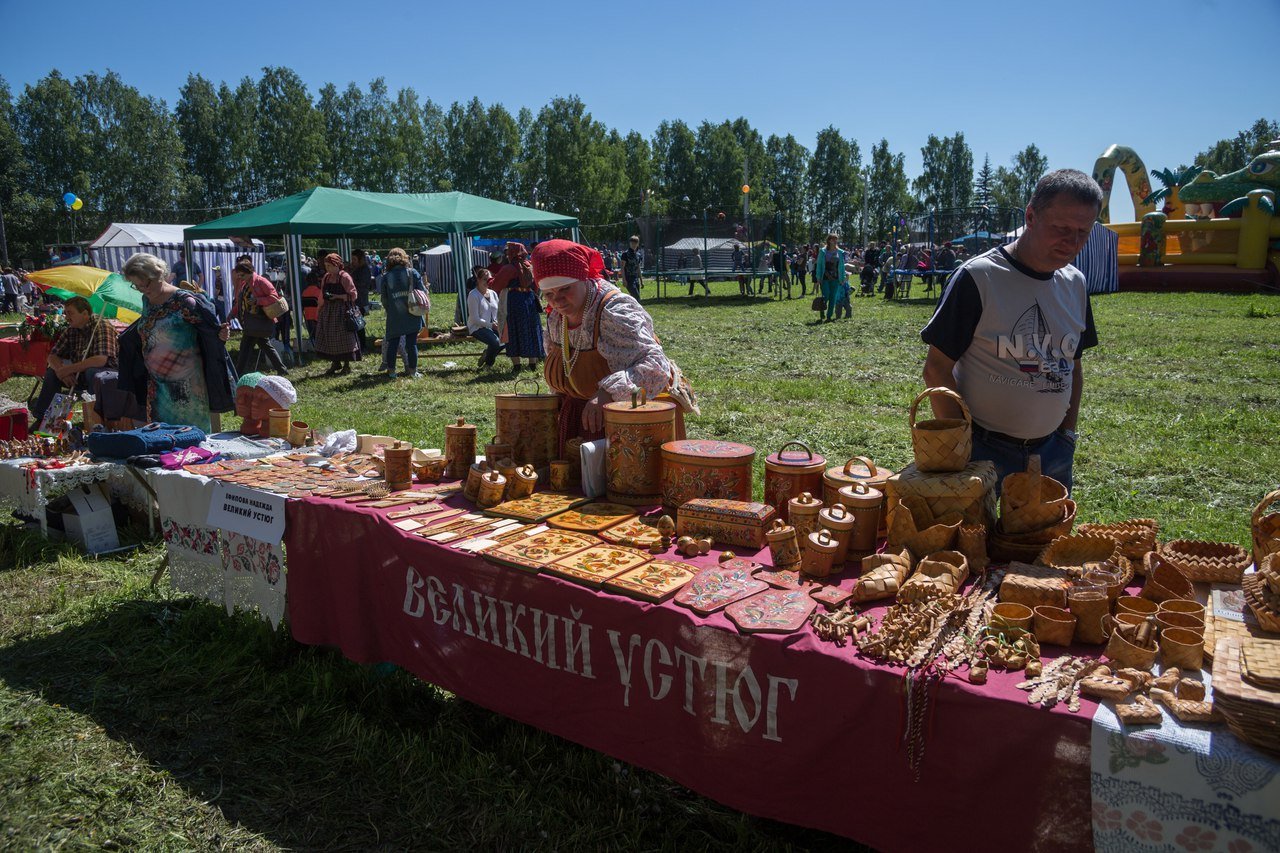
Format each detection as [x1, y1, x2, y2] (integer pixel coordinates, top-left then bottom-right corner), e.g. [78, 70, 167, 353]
[884, 460, 997, 530]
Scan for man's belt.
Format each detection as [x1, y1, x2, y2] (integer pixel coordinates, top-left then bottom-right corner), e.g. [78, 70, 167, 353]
[972, 423, 1055, 448]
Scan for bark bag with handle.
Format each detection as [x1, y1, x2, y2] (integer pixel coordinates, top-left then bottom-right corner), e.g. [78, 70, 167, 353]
[909, 386, 972, 473]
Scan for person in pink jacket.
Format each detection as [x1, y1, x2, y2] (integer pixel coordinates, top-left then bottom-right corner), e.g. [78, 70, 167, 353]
[230, 260, 289, 376]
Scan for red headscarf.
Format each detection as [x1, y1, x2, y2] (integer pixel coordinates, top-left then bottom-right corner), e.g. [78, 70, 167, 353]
[531, 239, 605, 290]
[322, 252, 346, 271]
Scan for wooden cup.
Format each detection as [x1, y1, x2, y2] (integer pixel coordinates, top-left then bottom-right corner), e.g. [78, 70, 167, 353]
[1156, 610, 1205, 637]
[991, 602, 1034, 635]
[549, 460, 571, 492]
[1068, 585, 1110, 644]
[1032, 606, 1077, 646]
[1116, 595, 1159, 618]
[1159, 627, 1204, 671]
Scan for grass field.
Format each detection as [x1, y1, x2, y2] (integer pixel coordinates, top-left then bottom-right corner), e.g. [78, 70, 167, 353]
[1, 283, 1278, 849]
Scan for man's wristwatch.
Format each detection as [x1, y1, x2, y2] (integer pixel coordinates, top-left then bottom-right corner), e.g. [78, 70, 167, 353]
[1060, 428, 1079, 442]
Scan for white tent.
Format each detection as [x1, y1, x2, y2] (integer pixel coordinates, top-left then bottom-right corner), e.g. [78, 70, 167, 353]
[661, 236, 746, 271]
[89, 223, 266, 317]
[416, 243, 496, 294]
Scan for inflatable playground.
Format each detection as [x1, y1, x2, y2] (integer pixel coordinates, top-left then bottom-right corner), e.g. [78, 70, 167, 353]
[1093, 142, 1280, 292]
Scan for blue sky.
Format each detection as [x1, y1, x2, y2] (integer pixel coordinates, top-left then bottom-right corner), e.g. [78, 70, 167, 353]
[1, 0, 1273, 222]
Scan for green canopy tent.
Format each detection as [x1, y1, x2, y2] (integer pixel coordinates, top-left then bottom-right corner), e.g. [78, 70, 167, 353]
[184, 188, 579, 350]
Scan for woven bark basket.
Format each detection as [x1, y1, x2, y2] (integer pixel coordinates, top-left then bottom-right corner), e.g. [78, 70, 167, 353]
[1159, 539, 1252, 584]
[1252, 490, 1280, 573]
[1140, 552, 1195, 602]
[1036, 534, 1123, 576]
[1078, 518, 1160, 564]
[1000, 455, 1070, 534]
[909, 387, 972, 473]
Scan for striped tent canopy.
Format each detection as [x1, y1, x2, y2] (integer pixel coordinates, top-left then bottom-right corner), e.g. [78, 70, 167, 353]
[88, 223, 266, 318]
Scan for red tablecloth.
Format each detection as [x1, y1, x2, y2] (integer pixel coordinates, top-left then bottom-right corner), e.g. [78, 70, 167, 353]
[0, 338, 51, 379]
[285, 494, 1094, 852]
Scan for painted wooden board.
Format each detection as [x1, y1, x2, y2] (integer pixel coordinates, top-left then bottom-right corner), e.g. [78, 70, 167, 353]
[726, 589, 818, 634]
[673, 566, 768, 616]
[545, 545, 651, 588]
[546, 502, 638, 533]
[603, 559, 697, 603]
[485, 491, 592, 522]
[482, 530, 599, 573]
[598, 515, 663, 548]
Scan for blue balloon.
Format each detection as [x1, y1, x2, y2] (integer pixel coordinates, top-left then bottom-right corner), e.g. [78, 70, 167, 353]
[63, 192, 77, 205]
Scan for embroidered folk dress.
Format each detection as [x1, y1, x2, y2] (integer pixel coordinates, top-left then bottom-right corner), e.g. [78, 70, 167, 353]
[543, 281, 677, 451]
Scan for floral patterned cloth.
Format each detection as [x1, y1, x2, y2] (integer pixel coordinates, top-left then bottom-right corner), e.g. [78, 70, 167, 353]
[139, 291, 216, 431]
[148, 467, 288, 628]
[1091, 665, 1280, 853]
[545, 282, 672, 402]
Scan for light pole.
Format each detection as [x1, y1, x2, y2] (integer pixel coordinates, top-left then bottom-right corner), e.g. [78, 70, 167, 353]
[861, 165, 871, 247]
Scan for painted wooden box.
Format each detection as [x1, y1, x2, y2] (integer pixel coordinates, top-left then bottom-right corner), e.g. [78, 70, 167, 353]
[659, 439, 755, 513]
[764, 441, 826, 521]
[676, 498, 777, 550]
[604, 397, 677, 505]
[494, 379, 560, 470]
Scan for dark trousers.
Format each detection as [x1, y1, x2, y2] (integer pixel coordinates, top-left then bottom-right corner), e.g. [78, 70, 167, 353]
[236, 334, 289, 376]
[624, 276, 641, 301]
[472, 327, 506, 366]
[32, 366, 99, 423]
[0, 293, 17, 313]
[971, 426, 1078, 495]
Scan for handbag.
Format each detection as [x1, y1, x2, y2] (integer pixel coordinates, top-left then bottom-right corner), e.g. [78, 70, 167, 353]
[344, 309, 366, 333]
[263, 296, 289, 319]
[87, 422, 207, 459]
[811, 296, 827, 313]
[240, 310, 275, 337]
[407, 287, 431, 317]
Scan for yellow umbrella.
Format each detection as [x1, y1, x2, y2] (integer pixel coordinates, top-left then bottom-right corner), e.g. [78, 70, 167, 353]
[26, 265, 142, 323]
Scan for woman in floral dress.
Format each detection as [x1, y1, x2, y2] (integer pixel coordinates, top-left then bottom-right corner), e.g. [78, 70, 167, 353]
[122, 253, 235, 431]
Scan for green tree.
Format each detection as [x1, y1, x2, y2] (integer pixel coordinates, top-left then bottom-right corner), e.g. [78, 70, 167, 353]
[444, 98, 519, 200]
[913, 132, 973, 210]
[974, 153, 995, 207]
[316, 82, 353, 189]
[14, 71, 89, 206]
[1194, 118, 1279, 174]
[75, 71, 185, 219]
[731, 117, 772, 217]
[622, 131, 653, 215]
[176, 74, 229, 210]
[765, 133, 809, 238]
[991, 143, 1049, 209]
[534, 96, 625, 224]
[651, 119, 697, 213]
[806, 126, 862, 239]
[694, 120, 744, 214]
[865, 138, 912, 241]
[0, 76, 39, 263]
[513, 106, 543, 205]
[255, 66, 327, 197]
[221, 78, 262, 206]
[392, 87, 436, 193]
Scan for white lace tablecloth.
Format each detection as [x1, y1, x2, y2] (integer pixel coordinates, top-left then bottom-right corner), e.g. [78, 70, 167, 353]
[144, 467, 287, 629]
[1091, 667, 1280, 852]
[0, 458, 154, 529]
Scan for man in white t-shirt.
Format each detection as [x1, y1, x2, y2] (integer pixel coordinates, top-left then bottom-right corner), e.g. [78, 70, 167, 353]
[920, 169, 1102, 492]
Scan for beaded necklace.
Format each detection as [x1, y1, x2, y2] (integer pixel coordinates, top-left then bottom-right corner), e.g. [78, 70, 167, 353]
[559, 284, 599, 378]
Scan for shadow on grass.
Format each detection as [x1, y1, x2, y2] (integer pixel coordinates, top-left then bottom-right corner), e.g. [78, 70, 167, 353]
[0, 598, 857, 851]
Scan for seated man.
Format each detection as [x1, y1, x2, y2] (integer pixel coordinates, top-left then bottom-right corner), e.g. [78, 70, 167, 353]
[31, 297, 118, 426]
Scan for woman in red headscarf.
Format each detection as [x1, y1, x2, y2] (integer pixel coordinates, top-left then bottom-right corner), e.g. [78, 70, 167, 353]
[533, 239, 697, 451]
[489, 241, 544, 374]
[314, 252, 361, 375]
